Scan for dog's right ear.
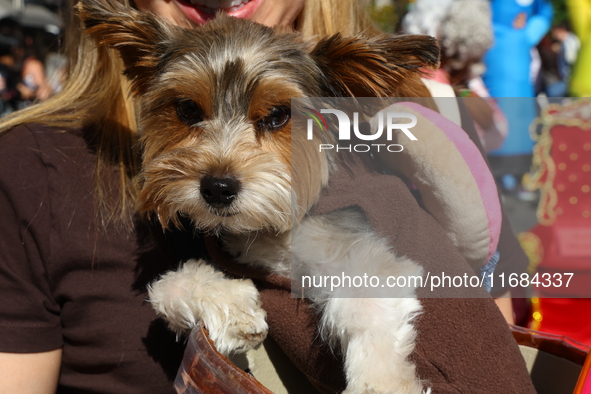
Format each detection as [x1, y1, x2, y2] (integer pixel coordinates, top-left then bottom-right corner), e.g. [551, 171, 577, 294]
[310, 33, 440, 97]
[76, 0, 174, 95]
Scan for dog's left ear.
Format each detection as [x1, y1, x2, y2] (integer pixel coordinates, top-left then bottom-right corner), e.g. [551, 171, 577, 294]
[76, 0, 175, 95]
[311, 34, 440, 97]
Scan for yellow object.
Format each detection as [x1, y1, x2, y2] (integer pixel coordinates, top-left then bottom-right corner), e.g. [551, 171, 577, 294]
[530, 297, 543, 331]
[567, 0, 591, 96]
[517, 232, 544, 274]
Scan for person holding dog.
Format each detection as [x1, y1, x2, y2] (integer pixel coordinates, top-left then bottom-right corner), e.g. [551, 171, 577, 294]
[0, 0, 534, 393]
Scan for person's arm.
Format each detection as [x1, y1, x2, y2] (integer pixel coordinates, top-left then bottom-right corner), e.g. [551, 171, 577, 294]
[0, 349, 62, 394]
[462, 95, 494, 130]
[524, 0, 554, 46]
[494, 291, 515, 325]
[0, 127, 63, 392]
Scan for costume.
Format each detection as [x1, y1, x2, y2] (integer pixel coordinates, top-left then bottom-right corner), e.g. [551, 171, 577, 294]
[567, 0, 591, 96]
[483, 0, 553, 161]
[0, 124, 187, 393]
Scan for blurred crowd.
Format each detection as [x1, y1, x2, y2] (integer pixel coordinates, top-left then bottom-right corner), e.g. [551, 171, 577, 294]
[0, 17, 64, 117]
[0, 1, 581, 122]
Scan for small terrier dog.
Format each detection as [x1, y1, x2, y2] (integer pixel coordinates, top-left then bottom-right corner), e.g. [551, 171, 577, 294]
[79, 1, 439, 392]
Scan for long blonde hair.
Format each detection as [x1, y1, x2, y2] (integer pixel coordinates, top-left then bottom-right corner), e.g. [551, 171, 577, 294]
[0, 0, 381, 224]
[0, 0, 140, 223]
[297, 0, 381, 37]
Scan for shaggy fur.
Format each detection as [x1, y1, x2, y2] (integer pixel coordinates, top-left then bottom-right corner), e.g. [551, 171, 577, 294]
[77, 1, 440, 392]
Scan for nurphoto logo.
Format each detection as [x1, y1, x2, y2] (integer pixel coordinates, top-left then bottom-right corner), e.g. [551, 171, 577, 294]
[304, 107, 418, 153]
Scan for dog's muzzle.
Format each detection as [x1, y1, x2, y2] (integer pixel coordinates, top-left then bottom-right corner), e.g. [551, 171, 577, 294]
[200, 175, 241, 208]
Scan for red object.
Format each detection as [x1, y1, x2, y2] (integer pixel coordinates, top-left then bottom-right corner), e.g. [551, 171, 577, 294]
[523, 100, 591, 347]
[533, 298, 591, 348]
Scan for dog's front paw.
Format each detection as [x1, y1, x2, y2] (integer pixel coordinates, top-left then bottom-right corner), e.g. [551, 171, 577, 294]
[342, 334, 423, 394]
[202, 278, 268, 355]
[343, 381, 423, 394]
[148, 259, 268, 354]
[148, 260, 208, 334]
[342, 355, 424, 394]
[342, 362, 424, 394]
[343, 374, 424, 394]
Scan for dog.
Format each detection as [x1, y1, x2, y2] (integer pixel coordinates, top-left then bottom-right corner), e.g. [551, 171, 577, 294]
[78, 1, 440, 392]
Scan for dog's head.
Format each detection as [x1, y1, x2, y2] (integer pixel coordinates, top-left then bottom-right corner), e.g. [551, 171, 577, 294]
[77, 0, 439, 234]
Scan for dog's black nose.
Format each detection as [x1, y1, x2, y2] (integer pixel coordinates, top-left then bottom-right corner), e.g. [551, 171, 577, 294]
[200, 175, 241, 208]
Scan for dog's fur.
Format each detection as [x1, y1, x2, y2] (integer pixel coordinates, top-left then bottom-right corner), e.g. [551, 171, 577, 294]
[78, 2, 440, 392]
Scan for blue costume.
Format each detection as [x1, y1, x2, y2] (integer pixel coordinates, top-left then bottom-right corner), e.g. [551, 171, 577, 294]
[483, 0, 553, 157]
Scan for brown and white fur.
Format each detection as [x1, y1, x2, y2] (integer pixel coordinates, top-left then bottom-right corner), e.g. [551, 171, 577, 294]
[78, 1, 440, 392]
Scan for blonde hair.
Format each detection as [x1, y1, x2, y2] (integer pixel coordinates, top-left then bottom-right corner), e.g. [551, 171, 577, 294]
[0, 0, 139, 224]
[297, 0, 381, 37]
[0, 0, 380, 224]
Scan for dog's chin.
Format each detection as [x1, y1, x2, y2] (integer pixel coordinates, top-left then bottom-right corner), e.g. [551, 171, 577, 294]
[191, 208, 293, 235]
[209, 208, 240, 218]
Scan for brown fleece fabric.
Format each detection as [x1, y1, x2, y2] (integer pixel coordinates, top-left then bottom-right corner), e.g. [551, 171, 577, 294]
[206, 153, 535, 394]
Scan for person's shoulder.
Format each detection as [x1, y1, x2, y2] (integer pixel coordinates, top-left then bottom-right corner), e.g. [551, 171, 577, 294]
[0, 123, 90, 175]
[1, 122, 82, 150]
[0, 124, 42, 161]
[0, 123, 95, 223]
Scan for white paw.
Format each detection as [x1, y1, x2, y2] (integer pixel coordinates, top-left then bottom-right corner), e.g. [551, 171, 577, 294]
[342, 351, 423, 394]
[148, 263, 204, 334]
[202, 278, 268, 355]
[342, 330, 423, 394]
[343, 374, 424, 394]
[148, 259, 268, 354]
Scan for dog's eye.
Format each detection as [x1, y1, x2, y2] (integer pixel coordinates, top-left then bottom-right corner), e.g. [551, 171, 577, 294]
[176, 99, 204, 125]
[258, 106, 290, 131]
